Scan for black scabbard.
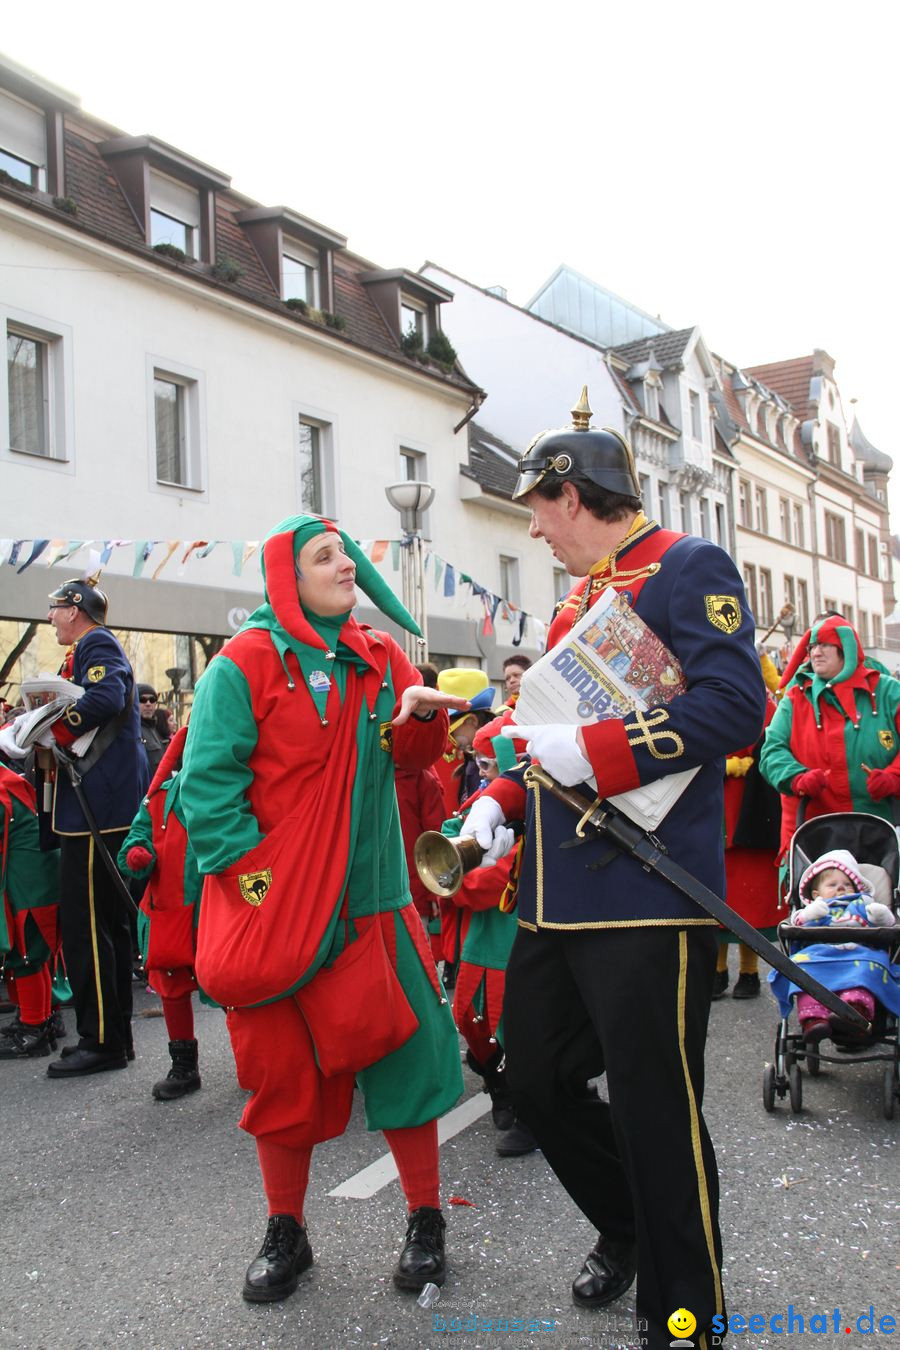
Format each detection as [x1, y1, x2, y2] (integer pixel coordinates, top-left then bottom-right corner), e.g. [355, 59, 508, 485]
[526, 768, 869, 1033]
[52, 747, 139, 917]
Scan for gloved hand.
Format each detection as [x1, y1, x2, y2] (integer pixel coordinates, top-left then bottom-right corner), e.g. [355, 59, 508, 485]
[864, 767, 900, 801]
[502, 723, 592, 788]
[794, 897, 829, 925]
[458, 795, 515, 866]
[125, 845, 155, 872]
[865, 901, 896, 927]
[793, 767, 828, 798]
[0, 723, 28, 760]
[726, 756, 753, 778]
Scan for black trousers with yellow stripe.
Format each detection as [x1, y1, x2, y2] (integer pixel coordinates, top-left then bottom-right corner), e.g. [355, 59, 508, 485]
[59, 832, 132, 1056]
[504, 923, 725, 1350]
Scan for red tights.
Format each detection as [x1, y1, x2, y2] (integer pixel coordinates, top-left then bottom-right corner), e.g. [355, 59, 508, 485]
[8, 965, 52, 1024]
[161, 993, 195, 1041]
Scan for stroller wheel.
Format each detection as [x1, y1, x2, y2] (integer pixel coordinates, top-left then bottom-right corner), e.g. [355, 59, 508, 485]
[788, 1063, 803, 1113]
[883, 1065, 898, 1121]
[762, 1063, 776, 1113]
[805, 1040, 821, 1077]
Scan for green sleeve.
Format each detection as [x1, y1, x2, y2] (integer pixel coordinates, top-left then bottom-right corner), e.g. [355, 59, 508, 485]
[117, 799, 155, 878]
[179, 655, 263, 875]
[759, 695, 802, 795]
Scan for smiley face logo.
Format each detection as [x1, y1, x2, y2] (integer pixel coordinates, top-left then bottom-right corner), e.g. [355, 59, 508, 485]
[667, 1307, 697, 1340]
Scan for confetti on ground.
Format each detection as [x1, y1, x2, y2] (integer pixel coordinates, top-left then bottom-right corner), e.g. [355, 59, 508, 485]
[449, 1195, 476, 1207]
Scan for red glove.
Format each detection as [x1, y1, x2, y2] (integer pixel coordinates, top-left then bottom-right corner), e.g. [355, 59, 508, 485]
[793, 768, 828, 798]
[865, 768, 900, 801]
[126, 845, 155, 871]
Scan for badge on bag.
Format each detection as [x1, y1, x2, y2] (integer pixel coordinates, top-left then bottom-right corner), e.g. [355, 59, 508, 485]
[238, 869, 273, 906]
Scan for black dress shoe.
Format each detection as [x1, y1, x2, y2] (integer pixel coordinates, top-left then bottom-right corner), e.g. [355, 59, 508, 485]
[732, 972, 760, 999]
[242, 1215, 312, 1303]
[711, 969, 729, 1000]
[61, 1040, 134, 1062]
[393, 1206, 446, 1290]
[47, 1047, 128, 1077]
[495, 1119, 539, 1157]
[572, 1235, 636, 1309]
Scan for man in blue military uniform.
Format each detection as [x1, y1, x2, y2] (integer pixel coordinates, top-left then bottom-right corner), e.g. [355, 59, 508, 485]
[42, 575, 148, 1077]
[461, 392, 766, 1350]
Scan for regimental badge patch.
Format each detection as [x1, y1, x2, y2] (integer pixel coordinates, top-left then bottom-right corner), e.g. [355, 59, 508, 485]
[238, 869, 272, 907]
[87, 665, 106, 682]
[380, 721, 393, 753]
[65, 706, 83, 727]
[704, 595, 741, 634]
[879, 730, 895, 751]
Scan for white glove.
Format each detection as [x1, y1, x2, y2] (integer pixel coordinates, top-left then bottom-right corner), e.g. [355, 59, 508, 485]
[0, 723, 28, 760]
[794, 897, 829, 925]
[481, 825, 517, 866]
[503, 723, 592, 788]
[865, 901, 896, 927]
[459, 795, 506, 850]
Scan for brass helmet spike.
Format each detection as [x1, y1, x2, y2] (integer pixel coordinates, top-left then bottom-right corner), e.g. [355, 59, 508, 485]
[571, 386, 593, 430]
[84, 569, 102, 588]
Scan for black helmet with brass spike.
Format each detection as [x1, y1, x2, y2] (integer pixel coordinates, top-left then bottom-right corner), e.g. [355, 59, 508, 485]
[48, 570, 109, 624]
[512, 387, 641, 501]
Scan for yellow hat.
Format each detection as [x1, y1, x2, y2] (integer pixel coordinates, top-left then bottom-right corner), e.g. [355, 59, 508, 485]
[437, 668, 489, 701]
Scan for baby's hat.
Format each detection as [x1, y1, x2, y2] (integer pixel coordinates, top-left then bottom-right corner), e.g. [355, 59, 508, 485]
[799, 849, 873, 902]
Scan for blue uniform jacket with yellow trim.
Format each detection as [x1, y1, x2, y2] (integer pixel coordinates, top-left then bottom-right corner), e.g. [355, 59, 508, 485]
[497, 528, 766, 928]
[52, 628, 148, 835]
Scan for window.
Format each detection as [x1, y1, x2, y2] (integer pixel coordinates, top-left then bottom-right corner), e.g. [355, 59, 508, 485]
[401, 447, 425, 480]
[282, 242, 320, 306]
[149, 359, 204, 492]
[738, 479, 752, 528]
[678, 492, 691, 534]
[872, 613, 883, 646]
[825, 422, 841, 465]
[779, 497, 791, 543]
[7, 329, 48, 455]
[400, 297, 428, 346]
[844, 604, 854, 628]
[793, 503, 805, 549]
[743, 564, 758, 619]
[823, 596, 838, 616]
[754, 485, 768, 534]
[499, 555, 521, 607]
[639, 473, 651, 510]
[0, 89, 46, 189]
[858, 610, 869, 645]
[824, 511, 846, 562]
[715, 502, 726, 547]
[855, 528, 866, 573]
[699, 497, 710, 539]
[784, 574, 796, 617]
[689, 389, 702, 440]
[149, 170, 200, 257]
[869, 535, 880, 578]
[797, 579, 809, 631]
[644, 380, 659, 419]
[658, 483, 670, 529]
[553, 567, 569, 602]
[758, 569, 773, 626]
[297, 420, 324, 514]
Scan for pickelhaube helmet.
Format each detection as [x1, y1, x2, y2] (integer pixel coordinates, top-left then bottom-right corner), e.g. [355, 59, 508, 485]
[48, 572, 108, 624]
[512, 387, 641, 501]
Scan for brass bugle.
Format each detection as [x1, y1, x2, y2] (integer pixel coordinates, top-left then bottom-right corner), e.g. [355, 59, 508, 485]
[414, 830, 485, 898]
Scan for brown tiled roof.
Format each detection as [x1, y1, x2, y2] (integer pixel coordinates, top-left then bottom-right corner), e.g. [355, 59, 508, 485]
[610, 327, 694, 367]
[462, 422, 520, 498]
[745, 357, 815, 423]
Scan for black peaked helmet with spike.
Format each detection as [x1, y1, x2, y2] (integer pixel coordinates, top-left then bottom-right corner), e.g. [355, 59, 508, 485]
[512, 386, 641, 501]
[48, 571, 109, 624]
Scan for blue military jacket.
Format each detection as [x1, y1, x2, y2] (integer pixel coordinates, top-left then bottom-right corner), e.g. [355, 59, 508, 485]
[497, 524, 766, 929]
[52, 627, 149, 835]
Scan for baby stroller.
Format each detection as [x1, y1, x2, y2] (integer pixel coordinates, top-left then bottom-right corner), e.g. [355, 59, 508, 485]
[762, 810, 900, 1120]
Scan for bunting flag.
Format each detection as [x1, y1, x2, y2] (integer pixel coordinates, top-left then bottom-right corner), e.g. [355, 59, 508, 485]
[151, 540, 181, 580]
[230, 541, 244, 577]
[390, 541, 400, 571]
[443, 563, 456, 597]
[242, 541, 260, 567]
[7, 541, 23, 567]
[133, 541, 157, 579]
[432, 555, 444, 589]
[196, 541, 219, 559]
[371, 539, 388, 564]
[17, 540, 50, 573]
[181, 540, 209, 564]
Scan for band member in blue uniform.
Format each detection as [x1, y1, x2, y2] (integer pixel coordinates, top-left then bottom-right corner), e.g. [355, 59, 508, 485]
[461, 391, 766, 1350]
[42, 575, 148, 1077]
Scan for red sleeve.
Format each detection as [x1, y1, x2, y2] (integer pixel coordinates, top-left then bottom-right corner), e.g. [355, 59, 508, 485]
[580, 719, 642, 797]
[453, 852, 513, 911]
[482, 774, 527, 822]
[387, 638, 450, 771]
[419, 766, 447, 834]
[51, 720, 77, 747]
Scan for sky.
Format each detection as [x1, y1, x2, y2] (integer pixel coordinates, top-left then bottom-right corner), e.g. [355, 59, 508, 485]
[6, 0, 899, 513]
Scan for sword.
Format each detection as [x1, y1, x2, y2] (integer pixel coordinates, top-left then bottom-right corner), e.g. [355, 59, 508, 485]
[52, 745, 139, 917]
[523, 765, 869, 1032]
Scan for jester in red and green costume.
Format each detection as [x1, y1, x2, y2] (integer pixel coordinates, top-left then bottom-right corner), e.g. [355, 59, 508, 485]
[0, 765, 63, 1058]
[178, 514, 465, 1305]
[760, 614, 900, 856]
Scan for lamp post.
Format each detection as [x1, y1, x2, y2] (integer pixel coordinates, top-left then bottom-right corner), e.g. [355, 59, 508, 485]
[781, 604, 796, 661]
[384, 480, 435, 663]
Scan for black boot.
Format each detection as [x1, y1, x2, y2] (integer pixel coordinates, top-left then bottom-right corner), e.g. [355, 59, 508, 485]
[48, 1007, 67, 1045]
[0, 1019, 52, 1058]
[572, 1235, 636, 1309]
[152, 1039, 200, 1101]
[483, 1056, 516, 1131]
[495, 1118, 539, 1157]
[242, 1215, 313, 1303]
[393, 1206, 446, 1290]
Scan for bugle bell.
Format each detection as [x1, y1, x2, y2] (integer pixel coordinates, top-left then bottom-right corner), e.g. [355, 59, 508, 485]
[414, 830, 485, 898]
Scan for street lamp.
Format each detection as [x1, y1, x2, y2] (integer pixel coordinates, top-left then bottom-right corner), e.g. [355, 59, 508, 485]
[781, 604, 796, 659]
[384, 480, 435, 662]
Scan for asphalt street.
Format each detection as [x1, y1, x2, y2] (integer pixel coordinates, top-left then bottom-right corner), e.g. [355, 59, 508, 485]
[1, 945, 896, 1350]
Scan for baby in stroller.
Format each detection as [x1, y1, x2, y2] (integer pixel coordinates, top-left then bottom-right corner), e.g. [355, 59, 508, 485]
[789, 849, 896, 1041]
[769, 847, 900, 1042]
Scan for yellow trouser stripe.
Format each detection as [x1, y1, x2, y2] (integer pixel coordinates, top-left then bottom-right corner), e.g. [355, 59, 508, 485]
[676, 930, 723, 1324]
[87, 836, 105, 1044]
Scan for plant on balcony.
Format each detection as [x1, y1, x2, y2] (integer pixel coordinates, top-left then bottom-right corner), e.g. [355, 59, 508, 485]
[212, 255, 243, 283]
[153, 242, 188, 263]
[285, 297, 309, 314]
[323, 311, 346, 332]
[401, 323, 424, 357]
[426, 329, 457, 371]
[53, 195, 78, 215]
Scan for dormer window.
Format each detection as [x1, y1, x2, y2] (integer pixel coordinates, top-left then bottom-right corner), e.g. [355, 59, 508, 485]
[643, 378, 659, 420]
[0, 88, 46, 189]
[282, 241, 320, 306]
[359, 269, 452, 355]
[401, 297, 428, 345]
[149, 170, 200, 257]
